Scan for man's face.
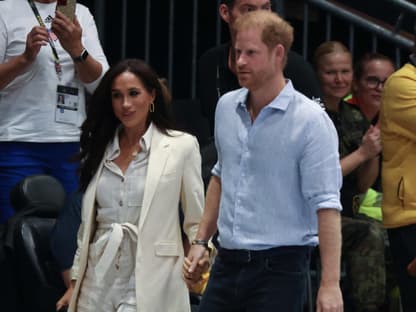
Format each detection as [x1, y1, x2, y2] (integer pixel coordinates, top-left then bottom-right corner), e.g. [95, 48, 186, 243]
[235, 27, 278, 91]
[353, 59, 395, 112]
[222, 0, 272, 28]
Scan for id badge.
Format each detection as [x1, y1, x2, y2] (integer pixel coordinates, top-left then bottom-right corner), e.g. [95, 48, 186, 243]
[55, 85, 79, 125]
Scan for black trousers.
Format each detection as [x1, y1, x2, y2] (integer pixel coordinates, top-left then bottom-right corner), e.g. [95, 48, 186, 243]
[387, 224, 416, 312]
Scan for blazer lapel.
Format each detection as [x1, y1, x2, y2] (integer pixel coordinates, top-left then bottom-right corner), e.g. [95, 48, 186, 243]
[139, 128, 170, 231]
[81, 160, 105, 242]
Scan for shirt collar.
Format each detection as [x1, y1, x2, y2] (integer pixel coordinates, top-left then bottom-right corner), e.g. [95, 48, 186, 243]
[236, 79, 295, 112]
[106, 123, 154, 161]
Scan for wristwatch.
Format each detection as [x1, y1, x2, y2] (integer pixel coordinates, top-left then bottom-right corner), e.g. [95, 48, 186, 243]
[191, 239, 212, 254]
[72, 49, 89, 63]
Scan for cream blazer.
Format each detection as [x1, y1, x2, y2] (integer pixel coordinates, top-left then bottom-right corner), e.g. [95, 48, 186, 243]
[68, 128, 205, 312]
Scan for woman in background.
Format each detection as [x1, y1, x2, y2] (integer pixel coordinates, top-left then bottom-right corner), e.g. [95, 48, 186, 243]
[314, 41, 386, 312]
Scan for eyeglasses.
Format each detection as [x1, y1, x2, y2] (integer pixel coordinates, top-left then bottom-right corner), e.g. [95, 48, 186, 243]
[365, 76, 387, 89]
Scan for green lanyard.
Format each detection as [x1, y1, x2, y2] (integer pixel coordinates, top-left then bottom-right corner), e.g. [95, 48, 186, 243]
[27, 0, 62, 80]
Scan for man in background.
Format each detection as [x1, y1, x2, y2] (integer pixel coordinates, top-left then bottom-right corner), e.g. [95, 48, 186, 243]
[198, 0, 322, 135]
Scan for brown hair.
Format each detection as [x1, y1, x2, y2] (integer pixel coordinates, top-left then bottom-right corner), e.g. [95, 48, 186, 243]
[234, 10, 293, 67]
[313, 41, 351, 69]
[353, 52, 395, 80]
[78, 59, 176, 192]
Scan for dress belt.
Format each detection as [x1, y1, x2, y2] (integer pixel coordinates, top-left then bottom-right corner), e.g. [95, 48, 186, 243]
[94, 222, 138, 282]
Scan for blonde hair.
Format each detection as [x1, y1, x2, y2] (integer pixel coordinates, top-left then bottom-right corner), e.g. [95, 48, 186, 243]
[234, 10, 294, 67]
[314, 41, 351, 69]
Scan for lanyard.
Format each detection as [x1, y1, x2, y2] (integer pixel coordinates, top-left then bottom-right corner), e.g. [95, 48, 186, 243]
[27, 0, 62, 80]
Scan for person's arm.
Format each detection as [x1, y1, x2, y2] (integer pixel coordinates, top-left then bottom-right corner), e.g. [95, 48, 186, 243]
[340, 125, 381, 177]
[355, 155, 379, 193]
[51, 11, 103, 84]
[56, 269, 74, 311]
[316, 208, 343, 312]
[185, 175, 221, 274]
[50, 192, 82, 311]
[298, 111, 343, 311]
[0, 26, 48, 90]
[181, 136, 205, 244]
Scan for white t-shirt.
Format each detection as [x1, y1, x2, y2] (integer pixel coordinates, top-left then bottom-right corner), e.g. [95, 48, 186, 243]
[0, 0, 109, 142]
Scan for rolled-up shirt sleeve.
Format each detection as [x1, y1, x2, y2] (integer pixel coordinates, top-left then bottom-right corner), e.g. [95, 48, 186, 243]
[300, 111, 343, 213]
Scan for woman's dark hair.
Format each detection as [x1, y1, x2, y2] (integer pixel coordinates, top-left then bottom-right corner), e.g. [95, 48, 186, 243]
[78, 58, 176, 192]
[353, 52, 395, 81]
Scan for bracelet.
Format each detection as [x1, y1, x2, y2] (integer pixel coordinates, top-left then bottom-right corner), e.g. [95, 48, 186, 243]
[192, 239, 212, 254]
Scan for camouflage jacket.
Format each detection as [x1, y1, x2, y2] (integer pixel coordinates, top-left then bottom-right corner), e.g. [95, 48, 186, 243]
[326, 101, 370, 217]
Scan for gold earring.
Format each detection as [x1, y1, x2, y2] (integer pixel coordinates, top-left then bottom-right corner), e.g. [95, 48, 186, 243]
[149, 101, 155, 113]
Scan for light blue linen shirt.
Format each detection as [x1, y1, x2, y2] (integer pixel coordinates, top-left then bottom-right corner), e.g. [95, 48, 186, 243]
[212, 81, 342, 250]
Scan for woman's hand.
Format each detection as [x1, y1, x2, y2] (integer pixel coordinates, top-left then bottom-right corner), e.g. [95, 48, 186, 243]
[183, 246, 210, 288]
[56, 284, 74, 311]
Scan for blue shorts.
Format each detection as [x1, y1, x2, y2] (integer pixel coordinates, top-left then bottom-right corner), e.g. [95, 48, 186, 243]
[0, 142, 80, 223]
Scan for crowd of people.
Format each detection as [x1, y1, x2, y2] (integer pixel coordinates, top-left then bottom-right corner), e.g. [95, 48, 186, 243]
[1, 0, 415, 312]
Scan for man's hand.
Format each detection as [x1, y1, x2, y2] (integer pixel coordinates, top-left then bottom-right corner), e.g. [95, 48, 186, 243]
[23, 26, 49, 63]
[52, 11, 83, 58]
[183, 244, 210, 288]
[316, 282, 343, 312]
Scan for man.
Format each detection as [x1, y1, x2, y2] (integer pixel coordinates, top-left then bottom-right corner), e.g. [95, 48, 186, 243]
[0, 0, 108, 224]
[198, 0, 322, 135]
[186, 10, 343, 312]
[381, 53, 416, 312]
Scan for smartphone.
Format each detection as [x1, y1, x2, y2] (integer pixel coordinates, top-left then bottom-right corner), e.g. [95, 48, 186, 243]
[56, 0, 76, 20]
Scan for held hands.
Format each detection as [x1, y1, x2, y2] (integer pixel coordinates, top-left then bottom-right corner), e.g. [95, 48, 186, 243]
[316, 282, 343, 312]
[23, 26, 49, 63]
[52, 11, 83, 58]
[358, 125, 381, 160]
[183, 244, 210, 289]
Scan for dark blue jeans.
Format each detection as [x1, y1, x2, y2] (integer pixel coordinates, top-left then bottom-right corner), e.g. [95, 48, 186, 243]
[199, 245, 311, 312]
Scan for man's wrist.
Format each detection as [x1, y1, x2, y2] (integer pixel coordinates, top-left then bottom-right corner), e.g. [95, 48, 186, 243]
[191, 239, 212, 254]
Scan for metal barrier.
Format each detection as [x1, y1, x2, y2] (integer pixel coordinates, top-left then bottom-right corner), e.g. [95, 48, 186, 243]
[303, 0, 415, 66]
[87, 0, 415, 98]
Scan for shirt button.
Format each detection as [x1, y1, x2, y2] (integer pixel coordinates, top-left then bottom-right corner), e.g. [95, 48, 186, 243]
[121, 177, 125, 182]
[119, 200, 123, 206]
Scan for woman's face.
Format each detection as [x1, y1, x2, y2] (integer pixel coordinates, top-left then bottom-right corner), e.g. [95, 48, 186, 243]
[111, 71, 155, 131]
[317, 52, 353, 102]
[353, 59, 395, 111]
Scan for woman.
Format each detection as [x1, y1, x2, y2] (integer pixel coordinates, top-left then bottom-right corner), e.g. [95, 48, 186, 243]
[314, 41, 386, 312]
[67, 59, 205, 312]
[314, 41, 380, 200]
[350, 53, 395, 123]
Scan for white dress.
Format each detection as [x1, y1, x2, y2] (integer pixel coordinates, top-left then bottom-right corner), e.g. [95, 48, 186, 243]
[77, 126, 152, 312]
